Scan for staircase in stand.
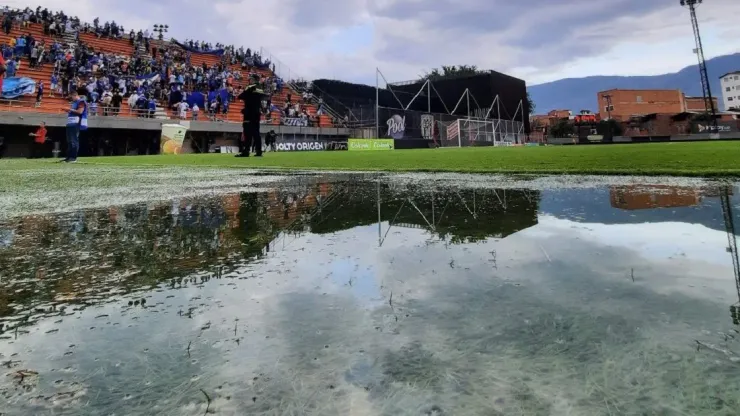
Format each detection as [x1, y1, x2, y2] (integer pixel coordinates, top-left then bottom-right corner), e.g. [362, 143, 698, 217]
[61, 30, 77, 47]
[134, 40, 148, 57]
[153, 106, 169, 120]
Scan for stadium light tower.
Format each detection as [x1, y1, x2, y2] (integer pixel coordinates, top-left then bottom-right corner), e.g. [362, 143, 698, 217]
[153, 24, 169, 41]
[680, 0, 718, 131]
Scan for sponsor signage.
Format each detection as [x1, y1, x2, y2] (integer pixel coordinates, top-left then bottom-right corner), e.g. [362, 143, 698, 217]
[386, 114, 406, 139]
[160, 124, 188, 155]
[692, 121, 738, 134]
[420, 114, 434, 140]
[275, 140, 327, 152]
[283, 117, 309, 127]
[348, 139, 394, 151]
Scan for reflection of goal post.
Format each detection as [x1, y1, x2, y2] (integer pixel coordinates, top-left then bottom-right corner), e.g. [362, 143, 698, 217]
[374, 67, 526, 147]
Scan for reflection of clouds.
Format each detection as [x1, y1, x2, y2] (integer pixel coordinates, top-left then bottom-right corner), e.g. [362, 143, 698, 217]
[4, 212, 738, 415]
[5, 181, 740, 415]
[526, 215, 730, 266]
[0, 227, 13, 248]
[520, 215, 735, 302]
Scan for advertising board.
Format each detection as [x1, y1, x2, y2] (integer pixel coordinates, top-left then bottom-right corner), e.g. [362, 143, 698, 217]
[348, 139, 395, 151]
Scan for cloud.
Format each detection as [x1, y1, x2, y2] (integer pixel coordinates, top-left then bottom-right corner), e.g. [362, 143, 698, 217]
[8, 0, 740, 85]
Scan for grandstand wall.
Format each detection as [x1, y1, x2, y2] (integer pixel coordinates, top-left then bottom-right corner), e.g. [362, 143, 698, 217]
[0, 111, 350, 157]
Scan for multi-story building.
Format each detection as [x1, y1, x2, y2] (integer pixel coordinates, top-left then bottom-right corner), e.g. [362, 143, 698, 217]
[596, 89, 685, 120]
[720, 71, 740, 111]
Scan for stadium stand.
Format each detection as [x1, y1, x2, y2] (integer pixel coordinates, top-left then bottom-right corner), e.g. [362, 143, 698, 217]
[1, 6, 335, 127]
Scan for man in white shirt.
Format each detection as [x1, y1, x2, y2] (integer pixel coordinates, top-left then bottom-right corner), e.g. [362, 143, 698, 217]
[178, 101, 189, 119]
[128, 92, 139, 113]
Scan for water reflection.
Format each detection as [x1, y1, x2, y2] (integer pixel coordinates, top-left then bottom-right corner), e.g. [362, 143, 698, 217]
[1, 179, 740, 415]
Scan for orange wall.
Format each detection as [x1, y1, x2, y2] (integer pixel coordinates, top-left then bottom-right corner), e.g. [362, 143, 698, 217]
[597, 90, 684, 120]
[684, 96, 719, 112]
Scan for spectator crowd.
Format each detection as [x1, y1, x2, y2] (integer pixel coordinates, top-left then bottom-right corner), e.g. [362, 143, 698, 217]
[1, 5, 332, 126]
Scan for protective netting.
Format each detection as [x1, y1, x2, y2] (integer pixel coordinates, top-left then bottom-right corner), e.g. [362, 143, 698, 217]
[437, 118, 525, 147]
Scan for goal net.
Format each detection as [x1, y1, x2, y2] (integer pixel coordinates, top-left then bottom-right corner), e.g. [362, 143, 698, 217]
[437, 118, 522, 147]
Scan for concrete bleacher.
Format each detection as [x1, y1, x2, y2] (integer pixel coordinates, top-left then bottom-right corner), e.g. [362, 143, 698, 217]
[1, 22, 147, 117]
[77, 31, 135, 56]
[2, 22, 67, 113]
[2, 15, 334, 127]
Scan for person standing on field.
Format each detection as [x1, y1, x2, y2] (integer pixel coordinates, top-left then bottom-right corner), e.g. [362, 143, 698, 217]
[236, 75, 267, 157]
[28, 121, 48, 158]
[63, 90, 88, 163]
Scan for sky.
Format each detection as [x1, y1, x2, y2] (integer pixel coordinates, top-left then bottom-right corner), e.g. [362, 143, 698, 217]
[7, 0, 740, 86]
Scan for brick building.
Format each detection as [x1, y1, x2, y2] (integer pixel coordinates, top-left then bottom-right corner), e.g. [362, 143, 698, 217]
[683, 95, 719, 112]
[547, 109, 572, 119]
[597, 89, 685, 120]
[530, 110, 572, 136]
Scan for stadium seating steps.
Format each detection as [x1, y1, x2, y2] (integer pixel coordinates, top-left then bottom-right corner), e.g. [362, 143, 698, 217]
[1, 20, 333, 127]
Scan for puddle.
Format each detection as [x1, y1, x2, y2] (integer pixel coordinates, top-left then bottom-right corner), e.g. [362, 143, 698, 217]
[1, 177, 740, 415]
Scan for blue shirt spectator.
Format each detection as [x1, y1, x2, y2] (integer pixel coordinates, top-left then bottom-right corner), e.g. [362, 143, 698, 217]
[6, 59, 16, 77]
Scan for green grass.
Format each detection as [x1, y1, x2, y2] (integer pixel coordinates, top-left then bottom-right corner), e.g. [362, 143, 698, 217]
[2, 141, 740, 176]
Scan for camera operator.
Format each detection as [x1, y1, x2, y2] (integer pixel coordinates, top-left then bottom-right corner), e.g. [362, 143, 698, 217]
[236, 75, 268, 157]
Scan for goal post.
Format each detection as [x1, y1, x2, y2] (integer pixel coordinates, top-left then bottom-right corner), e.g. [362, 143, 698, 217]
[437, 118, 519, 147]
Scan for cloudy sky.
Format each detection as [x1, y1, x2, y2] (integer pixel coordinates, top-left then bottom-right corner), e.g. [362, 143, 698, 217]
[9, 0, 740, 86]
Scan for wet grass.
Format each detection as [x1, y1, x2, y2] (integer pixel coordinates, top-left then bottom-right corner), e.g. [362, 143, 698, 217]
[3, 141, 739, 176]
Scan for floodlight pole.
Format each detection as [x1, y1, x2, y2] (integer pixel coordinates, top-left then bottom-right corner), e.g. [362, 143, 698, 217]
[681, 0, 718, 131]
[375, 68, 380, 138]
[377, 179, 382, 246]
[426, 79, 431, 113]
[466, 90, 471, 145]
[466, 90, 470, 120]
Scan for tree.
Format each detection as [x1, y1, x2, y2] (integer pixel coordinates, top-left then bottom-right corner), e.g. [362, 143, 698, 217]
[550, 119, 575, 138]
[527, 92, 535, 114]
[421, 65, 486, 81]
[596, 119, 623, 136]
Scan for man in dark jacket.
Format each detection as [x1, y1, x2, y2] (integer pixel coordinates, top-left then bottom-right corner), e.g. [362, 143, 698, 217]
[265, 129, 277, 152]
[236, 76, 267, 157]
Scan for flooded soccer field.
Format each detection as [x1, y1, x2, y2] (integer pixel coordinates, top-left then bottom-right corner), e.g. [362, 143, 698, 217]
[1, 171, 740, 415]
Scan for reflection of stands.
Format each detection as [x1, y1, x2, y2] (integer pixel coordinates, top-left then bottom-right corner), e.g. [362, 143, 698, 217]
[373, 185, 541, 246]
[288, 80, 350, 124]
[395, 223, 425, 230]
[262, 181, 541, 248]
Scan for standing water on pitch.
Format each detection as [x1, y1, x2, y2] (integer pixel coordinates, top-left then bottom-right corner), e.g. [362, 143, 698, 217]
[1, 177, 740, 415]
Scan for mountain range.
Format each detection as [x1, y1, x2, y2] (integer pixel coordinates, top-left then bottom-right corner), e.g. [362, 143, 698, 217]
[528, 53, 740, 114]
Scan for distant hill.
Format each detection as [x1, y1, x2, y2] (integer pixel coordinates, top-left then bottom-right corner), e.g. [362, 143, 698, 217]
[528, 53, 740, 114]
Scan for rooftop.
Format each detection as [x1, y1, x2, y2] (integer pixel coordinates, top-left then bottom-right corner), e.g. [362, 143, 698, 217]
[719, 71, 740, 79]
[598, 88, 681, 93]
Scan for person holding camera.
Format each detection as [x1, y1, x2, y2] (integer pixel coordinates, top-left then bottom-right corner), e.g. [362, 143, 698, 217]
[28, 121, 49, 158]
[236, 75, 268, 157]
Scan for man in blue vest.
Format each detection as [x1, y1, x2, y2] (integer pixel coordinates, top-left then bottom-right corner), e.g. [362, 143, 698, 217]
[63, 89, 88, 163]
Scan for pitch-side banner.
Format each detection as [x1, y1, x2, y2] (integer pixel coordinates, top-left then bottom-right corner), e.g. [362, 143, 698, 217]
[274, 138, 342, 152]
[691, 121, 738, 134]
[160, 124, 188, 154]
[348, 139, 394, 151]
[283, 117, 309, 127]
